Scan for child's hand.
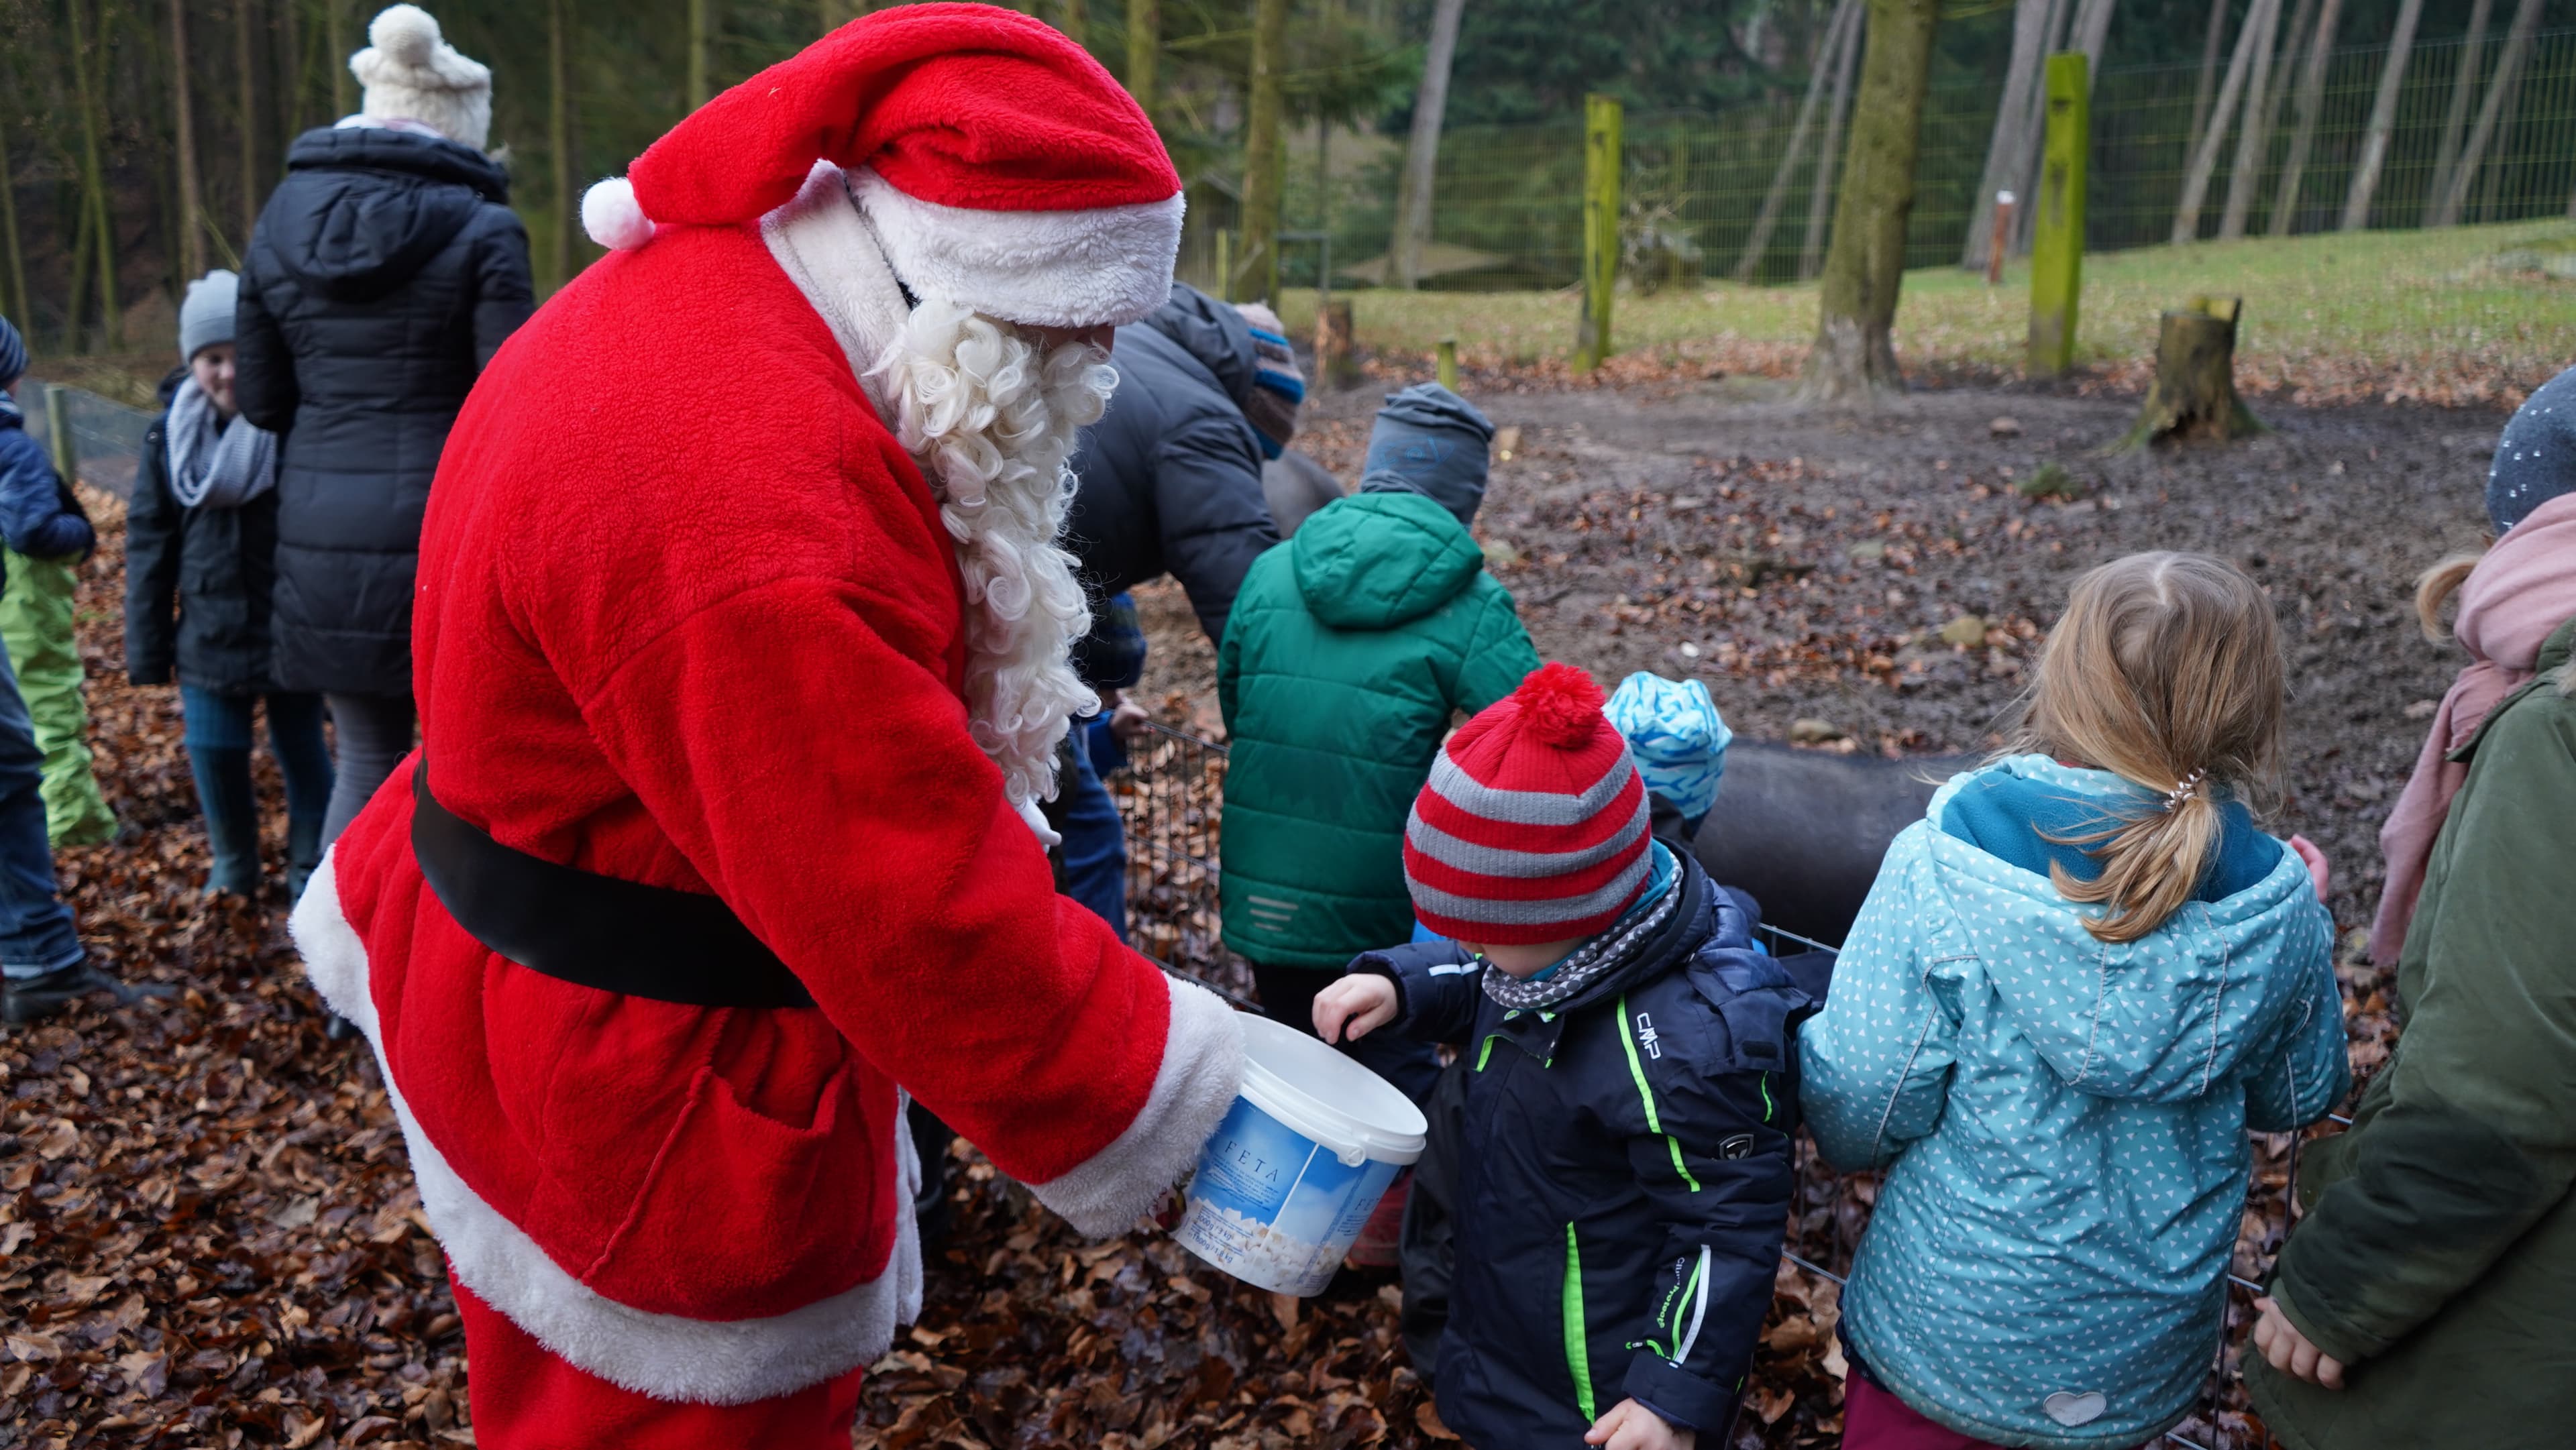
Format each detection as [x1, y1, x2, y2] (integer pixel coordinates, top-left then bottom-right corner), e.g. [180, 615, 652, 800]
[2251, 1296, 2347, 1390]
[2288, 835, 2331, 904]
[1311, 974, 1397, 1044]
[1585, 1398, 1693, 1450]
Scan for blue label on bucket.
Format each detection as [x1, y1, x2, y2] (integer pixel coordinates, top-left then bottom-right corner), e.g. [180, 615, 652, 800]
[1177, 1096, 1401, 1295]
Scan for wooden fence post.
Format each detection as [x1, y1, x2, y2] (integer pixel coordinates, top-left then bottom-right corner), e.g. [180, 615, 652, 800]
[1575, 93, 1621, 372]
[2027, 53, 2088, 380]
[1436, 336, 1458, 391]
[43, 385, 76, 485]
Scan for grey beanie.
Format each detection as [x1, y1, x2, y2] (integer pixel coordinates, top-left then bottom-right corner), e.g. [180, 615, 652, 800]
[180, 271, 239, 362]
[1359, 383, 1495, 527]
[2489, 364, 2576, 533]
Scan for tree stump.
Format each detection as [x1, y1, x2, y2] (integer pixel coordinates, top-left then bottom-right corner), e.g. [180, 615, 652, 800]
[1312, 300, 1359, 390]
[2114, 296, 2263, 450]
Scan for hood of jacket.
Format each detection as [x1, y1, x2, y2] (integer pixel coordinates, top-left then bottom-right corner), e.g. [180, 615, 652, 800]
[1289, 492, 1487, 630]
[1136, 283, 1258, 410]
[1919, 757, 2321, 1105]
[264, 127, 508, 303]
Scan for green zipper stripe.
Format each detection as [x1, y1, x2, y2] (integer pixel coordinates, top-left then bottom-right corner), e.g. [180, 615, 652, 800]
[1760, 1070, 1775, 1123]
[1672, 1253, 1706, 1344]
[1475, 1036, 1496, 1072]
[1618, 994, 1701, 1192]
[1562, 1222, 1597, 1421]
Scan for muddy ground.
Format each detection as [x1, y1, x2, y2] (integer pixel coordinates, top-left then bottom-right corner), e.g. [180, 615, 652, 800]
[1136, 380, 2504, 938]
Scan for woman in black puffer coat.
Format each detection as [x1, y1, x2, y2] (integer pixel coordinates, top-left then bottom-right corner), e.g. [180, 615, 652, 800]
[235, 5, 533, 844]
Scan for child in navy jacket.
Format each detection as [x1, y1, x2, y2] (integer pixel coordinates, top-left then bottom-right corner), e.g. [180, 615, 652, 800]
[1315, 664, 1807, 1450]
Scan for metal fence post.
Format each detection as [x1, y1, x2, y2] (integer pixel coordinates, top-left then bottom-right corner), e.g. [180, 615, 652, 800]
[2029, 52, 2088, 380]
[42, 384, 76, 484]
[1575, 93, 1621, 371]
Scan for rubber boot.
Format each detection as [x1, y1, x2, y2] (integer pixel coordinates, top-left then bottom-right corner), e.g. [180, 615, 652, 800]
[286, 810, 323, 902]
[189, 746, 262, 897]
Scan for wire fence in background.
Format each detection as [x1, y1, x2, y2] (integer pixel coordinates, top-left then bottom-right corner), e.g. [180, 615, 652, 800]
[22, 383, 152, 502]
[1293, 27, 2576, 291]
[1113, 724, 2349, 1449]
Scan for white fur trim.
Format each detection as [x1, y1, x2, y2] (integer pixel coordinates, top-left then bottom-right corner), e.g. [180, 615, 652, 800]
[351, 6, 492, 152]
[760, 163, 910, 419]
[851, 168, 1183, 330]
[290, 851, 918, 1404]
[583, 178, 656, 252]
[1026, 974, 1244, 1236]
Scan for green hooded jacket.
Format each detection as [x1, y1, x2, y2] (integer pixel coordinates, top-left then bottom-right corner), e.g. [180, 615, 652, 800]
[1216, 492, 1540, 968]
[2247, 616, 2576, 1449]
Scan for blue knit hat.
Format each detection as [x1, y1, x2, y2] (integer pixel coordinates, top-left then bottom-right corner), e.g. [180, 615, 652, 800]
[1360, 384, 1494, 526]
[1603, 672, 1730, 823]
[0, 315, 26, 389]
[2489, 364, 2576, 533]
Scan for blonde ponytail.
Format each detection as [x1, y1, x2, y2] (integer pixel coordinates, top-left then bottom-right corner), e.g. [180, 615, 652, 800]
[2007, 552, 2286, 944]
[2414, 551, 2484, 642]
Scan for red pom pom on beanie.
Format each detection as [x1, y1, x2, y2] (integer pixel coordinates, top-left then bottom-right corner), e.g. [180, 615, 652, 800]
[1403, 664, 1652, 946]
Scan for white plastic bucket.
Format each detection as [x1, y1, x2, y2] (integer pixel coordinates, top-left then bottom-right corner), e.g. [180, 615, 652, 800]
[1175, 1013, 1430, 1296]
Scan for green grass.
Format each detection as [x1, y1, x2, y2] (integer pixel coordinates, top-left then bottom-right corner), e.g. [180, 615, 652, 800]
[1277, 219, 2576, 402]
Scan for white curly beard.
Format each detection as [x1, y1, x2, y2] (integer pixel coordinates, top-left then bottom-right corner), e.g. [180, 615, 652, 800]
[870, 300, 1116, 808]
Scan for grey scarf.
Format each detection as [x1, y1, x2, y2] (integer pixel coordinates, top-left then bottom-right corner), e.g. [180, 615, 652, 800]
[1481, 867, 1688, 1013]
[166, 377, 278, 510]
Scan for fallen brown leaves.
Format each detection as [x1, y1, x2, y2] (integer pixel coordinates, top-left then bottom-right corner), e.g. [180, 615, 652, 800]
[1, 491, 468, 1450]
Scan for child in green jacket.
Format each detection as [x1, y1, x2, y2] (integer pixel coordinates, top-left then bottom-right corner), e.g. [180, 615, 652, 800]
[1217, 383, 1540, 1106]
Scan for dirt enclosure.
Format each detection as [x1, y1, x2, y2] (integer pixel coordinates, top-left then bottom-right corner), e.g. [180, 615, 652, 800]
[1142, 378, 2504, 936]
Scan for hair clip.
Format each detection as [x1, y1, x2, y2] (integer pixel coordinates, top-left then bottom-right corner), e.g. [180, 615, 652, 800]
[2161, 769, 2207, 813]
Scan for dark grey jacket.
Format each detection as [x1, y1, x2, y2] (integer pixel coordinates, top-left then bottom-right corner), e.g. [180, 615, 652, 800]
[125, 369, 283, 694]
[235, 125, 533, 695]
[1065, 285, 1279, 645]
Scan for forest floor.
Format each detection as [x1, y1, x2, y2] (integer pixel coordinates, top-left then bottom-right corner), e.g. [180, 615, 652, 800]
[0, 359, 2499, 1449]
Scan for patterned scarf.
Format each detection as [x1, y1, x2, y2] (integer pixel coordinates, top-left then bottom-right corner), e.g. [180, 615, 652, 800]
[1481, 856, 1688, 1013]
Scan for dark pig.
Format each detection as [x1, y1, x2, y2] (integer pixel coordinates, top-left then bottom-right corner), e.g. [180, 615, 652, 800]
[1693, 740, 1976, 948]
[1262, 448, 1347, 538]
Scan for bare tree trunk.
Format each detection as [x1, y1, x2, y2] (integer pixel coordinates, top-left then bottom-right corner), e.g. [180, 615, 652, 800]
[1389, 0, 1465, 289]
[1060, 0, 1086, 44]
[237, 0, 260, 243]
[1234, 0, 1287, 304]
[172, 0, 207, 276]
[2470, 46, 2524, 223]
[550, 0, 574, 288]
[1799, 5, 1862, 280]
[1995, 0, 2068, 256]
[70, 0, 122, 348]
[1124, 0, 1157, 113]
[2071, 0, 2115, 68]
[2436, 0, 2538, 227]
[2339, 0, 2421, 230]
[64, 194, 95, 353]
[2216, 0, 2284, 239]
[1962, 0, 2049, 270]
[2267, 0, 2340, 235]
[687, 0, 714, 109]
[2421, 0, 2491, 224]
[1801, 0, 1940, 404]
[2171, 0, 2270, 242]
[327, 0, 348, 115]
[0, 113, 26, 329]
[279, 0, 301, 136]
[2186, 0, 2229, 146]
[1737, 0, 1857, 282]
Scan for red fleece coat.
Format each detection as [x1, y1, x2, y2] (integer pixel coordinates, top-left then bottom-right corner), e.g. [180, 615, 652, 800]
[297, 219, 1240, 1411]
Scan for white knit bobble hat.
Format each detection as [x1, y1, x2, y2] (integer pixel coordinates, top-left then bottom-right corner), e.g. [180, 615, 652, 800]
[350, 5, 492, 152]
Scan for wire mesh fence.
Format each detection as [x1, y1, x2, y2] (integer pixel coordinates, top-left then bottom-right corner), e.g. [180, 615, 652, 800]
[21, 382, 153, 501]
[1313, 27, 2576, 290]
[1111, 724, 2353, 1448]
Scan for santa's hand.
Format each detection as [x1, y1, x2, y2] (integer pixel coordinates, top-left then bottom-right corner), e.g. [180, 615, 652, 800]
[1312, 974, 1397, 1044]
[1014, 796, 1063, 849]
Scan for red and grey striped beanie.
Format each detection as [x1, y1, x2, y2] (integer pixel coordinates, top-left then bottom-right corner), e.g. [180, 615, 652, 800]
[1403, 663, 1652, 945]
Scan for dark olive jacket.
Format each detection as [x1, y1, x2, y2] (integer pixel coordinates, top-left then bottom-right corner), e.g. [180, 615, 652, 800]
[2248, 616, 2576, 1449]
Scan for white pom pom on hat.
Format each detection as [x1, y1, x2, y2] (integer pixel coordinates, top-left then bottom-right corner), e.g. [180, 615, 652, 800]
[349, 5, 493, 151]
[581, 177, 655, 252]
[370, 2, 441, 64]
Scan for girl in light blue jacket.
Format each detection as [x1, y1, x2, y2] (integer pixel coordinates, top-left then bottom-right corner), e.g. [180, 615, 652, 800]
[1802, 552, 2351, 1450]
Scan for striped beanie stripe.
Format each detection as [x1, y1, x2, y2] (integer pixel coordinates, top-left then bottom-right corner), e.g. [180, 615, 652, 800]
[1403, 663, 1652, 944]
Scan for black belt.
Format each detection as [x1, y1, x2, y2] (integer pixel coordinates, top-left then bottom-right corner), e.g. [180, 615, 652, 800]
[410, 759, 816, 1009]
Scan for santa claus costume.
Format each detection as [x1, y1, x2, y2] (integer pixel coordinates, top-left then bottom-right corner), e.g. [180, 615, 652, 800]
[288, 9, 1246, 1446]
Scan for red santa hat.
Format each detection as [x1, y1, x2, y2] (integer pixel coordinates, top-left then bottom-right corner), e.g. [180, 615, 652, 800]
[580, 3, 1183, 329]
[1403, 663, 1654, 946]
